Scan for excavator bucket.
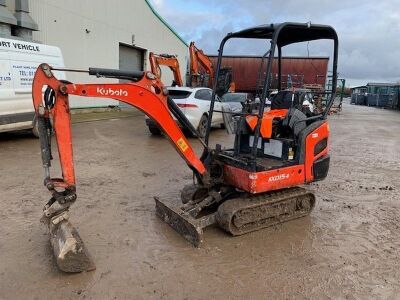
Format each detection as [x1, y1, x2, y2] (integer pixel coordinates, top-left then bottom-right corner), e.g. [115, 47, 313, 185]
[154, 197, 216, 247]
[46, 213, 95, 272]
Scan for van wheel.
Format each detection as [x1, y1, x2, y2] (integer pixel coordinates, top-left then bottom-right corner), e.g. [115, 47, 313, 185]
[197, 114, 208, 138]
[32, 116, 39, 138]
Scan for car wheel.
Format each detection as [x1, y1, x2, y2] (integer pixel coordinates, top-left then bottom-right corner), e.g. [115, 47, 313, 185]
[197, 114, 208, 138]
[148, 125, 161, 135]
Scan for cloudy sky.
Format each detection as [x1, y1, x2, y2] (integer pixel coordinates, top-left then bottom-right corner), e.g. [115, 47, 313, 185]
[150, 0, 400, 86]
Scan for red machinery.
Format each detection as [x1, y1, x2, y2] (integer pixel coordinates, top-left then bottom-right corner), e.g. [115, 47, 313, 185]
[32, 22, 338, 272]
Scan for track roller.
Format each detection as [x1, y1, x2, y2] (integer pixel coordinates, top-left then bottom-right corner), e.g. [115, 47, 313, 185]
[216, 187, 315, 236]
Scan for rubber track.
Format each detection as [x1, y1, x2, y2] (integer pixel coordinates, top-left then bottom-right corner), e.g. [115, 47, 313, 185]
[216, 187, 315, 236]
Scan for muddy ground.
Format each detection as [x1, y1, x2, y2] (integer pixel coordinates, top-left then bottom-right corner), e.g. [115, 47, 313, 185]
[0, 101, 399, 299]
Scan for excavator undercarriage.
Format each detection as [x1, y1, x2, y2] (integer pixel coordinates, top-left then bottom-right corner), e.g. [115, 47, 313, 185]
[156, 185, 315, 246]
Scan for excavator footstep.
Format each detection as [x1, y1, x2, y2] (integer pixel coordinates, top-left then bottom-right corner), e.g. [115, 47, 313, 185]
[48, 217, 96, 273]
[154, 197, 216, 247]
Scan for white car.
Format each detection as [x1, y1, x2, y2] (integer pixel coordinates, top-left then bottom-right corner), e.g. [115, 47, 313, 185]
[145, 87, 224, 137]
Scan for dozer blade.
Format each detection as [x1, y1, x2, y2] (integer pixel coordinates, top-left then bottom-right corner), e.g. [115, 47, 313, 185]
[154, 197, 216, 247]
[46, 213, 95, 273]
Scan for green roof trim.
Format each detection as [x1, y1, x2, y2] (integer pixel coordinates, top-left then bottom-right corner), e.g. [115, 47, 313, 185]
[144, 0, 188, 47]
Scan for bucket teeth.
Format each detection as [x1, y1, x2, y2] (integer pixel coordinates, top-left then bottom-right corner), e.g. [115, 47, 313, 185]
[154, 197, 216, 247]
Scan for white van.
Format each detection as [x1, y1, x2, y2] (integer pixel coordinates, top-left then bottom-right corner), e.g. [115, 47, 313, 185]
[0, 37, 65, 135]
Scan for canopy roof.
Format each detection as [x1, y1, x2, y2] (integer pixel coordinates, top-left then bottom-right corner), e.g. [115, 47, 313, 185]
[227, 22, 337, 47]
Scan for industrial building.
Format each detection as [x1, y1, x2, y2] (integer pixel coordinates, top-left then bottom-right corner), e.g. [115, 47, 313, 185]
[0, 0, 188, 107]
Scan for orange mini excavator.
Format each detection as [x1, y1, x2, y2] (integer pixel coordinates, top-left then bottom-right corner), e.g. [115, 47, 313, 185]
[149, 52, 183, 87]
[188, 41, 234, 95]
[32, 22, 338, 272]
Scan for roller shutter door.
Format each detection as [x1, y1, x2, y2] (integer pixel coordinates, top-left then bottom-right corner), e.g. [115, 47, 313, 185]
[119, 44, 144, 108]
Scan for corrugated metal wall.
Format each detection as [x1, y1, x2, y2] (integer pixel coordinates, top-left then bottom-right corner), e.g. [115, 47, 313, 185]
[5, 0, 188, 108]
[209, 56, 329, 93]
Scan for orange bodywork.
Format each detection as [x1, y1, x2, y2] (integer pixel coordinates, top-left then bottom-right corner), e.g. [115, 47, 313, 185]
[149, 52, 183, 87]
[304, 122, 329, 182]
[32, 64, 206, 190]
[224, 119, 330, 194]
[246, 109, 288, 138]
[224, 164, 306, 194]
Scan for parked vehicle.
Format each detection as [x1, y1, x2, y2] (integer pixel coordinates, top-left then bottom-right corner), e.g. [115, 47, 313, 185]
[145, 86, 224, 137]
[221, 92, 254, 112]
[0, 37, 65, 135]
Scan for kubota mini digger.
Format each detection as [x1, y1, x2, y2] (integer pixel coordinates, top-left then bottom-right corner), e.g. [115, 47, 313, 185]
[32, 22, 338, 272]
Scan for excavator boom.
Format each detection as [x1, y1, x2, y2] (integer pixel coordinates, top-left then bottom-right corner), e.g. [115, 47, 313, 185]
[33, 64, 206, 185]
[189, 41, 215, 88]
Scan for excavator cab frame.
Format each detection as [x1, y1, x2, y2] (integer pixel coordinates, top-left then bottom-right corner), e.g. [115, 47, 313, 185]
[205, 22, 339, 151]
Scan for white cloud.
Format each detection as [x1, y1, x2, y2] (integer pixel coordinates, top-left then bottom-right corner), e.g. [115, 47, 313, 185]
[151, 0, 164, 9]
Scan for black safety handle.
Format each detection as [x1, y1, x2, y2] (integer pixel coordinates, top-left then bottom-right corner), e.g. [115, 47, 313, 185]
[89, 67, 144, 81]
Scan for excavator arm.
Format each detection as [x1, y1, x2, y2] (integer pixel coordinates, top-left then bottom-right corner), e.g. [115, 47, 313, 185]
[32, 63, 211, 272]
[32, 64, 206, 210]
[189, 41, 215, 88]
[149, 52, 184, 87]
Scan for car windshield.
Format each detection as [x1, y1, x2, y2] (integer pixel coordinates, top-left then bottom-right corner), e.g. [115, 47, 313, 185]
[168, 90, 192, 99]
[222, 93, 247, 103]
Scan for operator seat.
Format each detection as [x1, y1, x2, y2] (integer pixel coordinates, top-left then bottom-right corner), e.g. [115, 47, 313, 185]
[281, 107, 307, 137]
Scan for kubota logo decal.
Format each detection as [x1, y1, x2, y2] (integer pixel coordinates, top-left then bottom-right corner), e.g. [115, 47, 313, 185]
[97, 87, 128, 97]
[268, 174, 289, 182]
